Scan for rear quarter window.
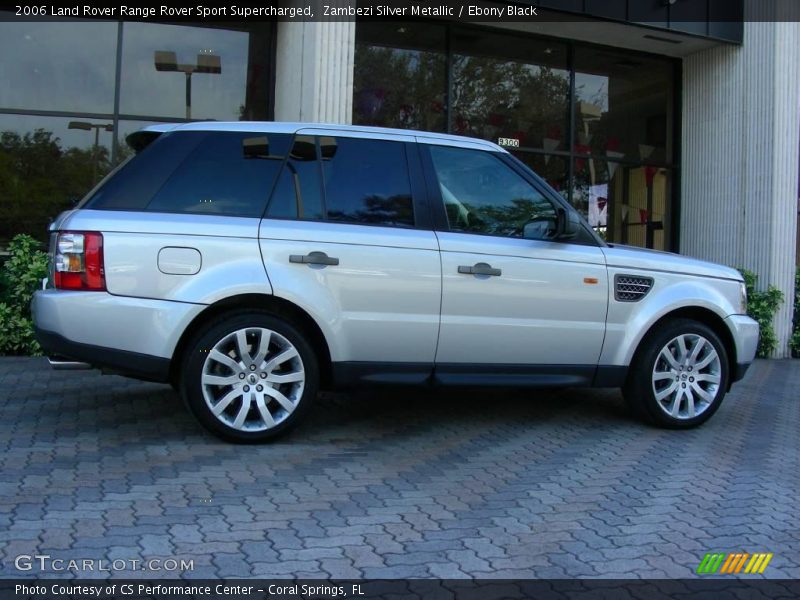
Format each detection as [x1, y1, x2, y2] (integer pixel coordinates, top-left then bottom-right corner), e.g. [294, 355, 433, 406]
[84, 131, 292, 217]
[83, 131, 206, 210]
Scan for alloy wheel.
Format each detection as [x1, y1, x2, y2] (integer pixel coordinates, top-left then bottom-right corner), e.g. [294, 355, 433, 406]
[651, 333, 721, 420]
[200, 327, 305, 432]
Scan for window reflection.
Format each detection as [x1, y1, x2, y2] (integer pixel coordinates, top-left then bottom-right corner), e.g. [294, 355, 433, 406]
[354, 22, 447, 132]
[0, 114, 112, 244]
[574, 48, 674, 164]
[0, 21, 116, 113]
[452, 31, 569, 151]
[512, 152, 568, 200]
[120, 22, 271, 121]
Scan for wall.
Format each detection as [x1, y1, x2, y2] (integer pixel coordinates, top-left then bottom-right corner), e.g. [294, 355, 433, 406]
[682, 21, 800, 357]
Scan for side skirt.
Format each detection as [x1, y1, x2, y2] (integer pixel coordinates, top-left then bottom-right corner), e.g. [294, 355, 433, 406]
[331, 362, 628, 389]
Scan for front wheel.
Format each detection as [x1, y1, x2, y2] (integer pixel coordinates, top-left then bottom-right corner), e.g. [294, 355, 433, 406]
[180, 312, 318, 443]
[624, 318, 729, 429]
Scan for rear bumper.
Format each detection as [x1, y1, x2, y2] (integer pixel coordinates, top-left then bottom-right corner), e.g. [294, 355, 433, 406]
[32, 289, 204, 381]
[35, 326, 170, 382]
[725, 314, 760, 382]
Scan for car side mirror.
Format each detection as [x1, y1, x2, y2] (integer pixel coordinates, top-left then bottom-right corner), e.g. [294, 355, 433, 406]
[523, 215, 558, 240]
[556, 208, 580, 240]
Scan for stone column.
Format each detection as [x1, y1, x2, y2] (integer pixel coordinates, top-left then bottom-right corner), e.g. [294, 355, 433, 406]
[273, 20, 355, 124]
[681, 21, 800, 357]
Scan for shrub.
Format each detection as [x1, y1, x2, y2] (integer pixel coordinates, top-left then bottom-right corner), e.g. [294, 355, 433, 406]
[739, 268, 784, 358]
[0, 234, 48, 355]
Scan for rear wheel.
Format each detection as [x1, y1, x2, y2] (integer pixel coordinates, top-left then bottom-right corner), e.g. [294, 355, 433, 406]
[624, 318, 729, 429]
[181, 312, 318, 443]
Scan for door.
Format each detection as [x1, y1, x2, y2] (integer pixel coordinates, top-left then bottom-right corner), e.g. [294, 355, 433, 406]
[258, 130, 441, 384]
[421, 142, 608, 384]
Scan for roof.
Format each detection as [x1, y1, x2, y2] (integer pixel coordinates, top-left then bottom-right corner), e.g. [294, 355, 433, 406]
[138, 121, 507, 153]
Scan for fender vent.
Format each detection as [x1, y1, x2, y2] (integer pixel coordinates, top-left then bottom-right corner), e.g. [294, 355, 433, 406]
[615, 275, 653, 302]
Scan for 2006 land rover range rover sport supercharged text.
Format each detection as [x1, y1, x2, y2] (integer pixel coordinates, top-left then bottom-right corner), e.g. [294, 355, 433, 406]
[32, 122, 759, 443]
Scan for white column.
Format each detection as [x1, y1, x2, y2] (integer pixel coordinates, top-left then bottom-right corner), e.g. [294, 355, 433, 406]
[681, 21, 800, 357]
[273, 20, 355, 124]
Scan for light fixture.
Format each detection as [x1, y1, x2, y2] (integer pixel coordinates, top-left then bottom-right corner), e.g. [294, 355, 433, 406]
[154, 50, 222, 119]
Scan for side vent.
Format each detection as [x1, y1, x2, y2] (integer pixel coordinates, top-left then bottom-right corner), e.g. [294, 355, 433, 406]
[614, 274, 653, 302]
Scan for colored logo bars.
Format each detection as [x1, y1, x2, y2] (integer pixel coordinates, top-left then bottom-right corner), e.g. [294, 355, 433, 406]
[697, 552, 773, 575]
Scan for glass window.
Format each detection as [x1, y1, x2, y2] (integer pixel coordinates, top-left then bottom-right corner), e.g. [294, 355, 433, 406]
[145, 131, 290, 217]
[0, 21, 117, 114]
[120, 22, 272, 121]
[451, 30, 569, 152]
[354, 22, 447, 132]
[266, 135, 325, 221]
[0, 114, 114, 244]
[322, 137, 414, 227]
[512, 152, 569, 200]
[84, 131, 206, 211]
[429, 145, 557, 240]
[574, 47, 674, 164]
[572, 158, 671, 250]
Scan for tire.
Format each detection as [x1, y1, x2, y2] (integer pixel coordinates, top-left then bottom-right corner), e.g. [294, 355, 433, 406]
[180, 311, 319, 443]
[623, 318, 729, 429]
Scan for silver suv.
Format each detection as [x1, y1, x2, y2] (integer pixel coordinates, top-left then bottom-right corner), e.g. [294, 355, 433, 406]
[32, 122, 759, 442]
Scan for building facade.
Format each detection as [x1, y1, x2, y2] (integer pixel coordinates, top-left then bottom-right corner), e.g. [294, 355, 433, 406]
[1, 1, 798, 355]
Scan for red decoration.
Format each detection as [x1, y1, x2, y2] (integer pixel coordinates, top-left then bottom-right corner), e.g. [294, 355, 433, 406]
[645, 166, 658, 186]
[546, 125, 562, 140]
[639, 209, 649, 225]
[606, 137, 620, 152]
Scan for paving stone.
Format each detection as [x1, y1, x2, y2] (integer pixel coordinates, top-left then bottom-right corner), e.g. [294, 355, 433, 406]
[0, 359, 796, 579]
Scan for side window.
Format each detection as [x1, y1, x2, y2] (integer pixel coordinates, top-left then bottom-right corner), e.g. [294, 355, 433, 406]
[429, 145, 558, 240]
[322, 137, 414, 227]
[266, 135, 414, 228]
[146, 132, 292, 217]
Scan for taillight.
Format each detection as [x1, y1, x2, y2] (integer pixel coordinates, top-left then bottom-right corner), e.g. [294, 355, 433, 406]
[54, 232, 105, 291]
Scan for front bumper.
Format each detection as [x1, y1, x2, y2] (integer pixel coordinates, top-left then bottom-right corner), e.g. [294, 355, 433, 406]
[724, 314, 760, 382]
[32, 289, 204, 380]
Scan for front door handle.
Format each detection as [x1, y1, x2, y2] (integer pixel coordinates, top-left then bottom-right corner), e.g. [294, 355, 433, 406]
[289, 251, 339, 266]
[458, 262, 501, 277]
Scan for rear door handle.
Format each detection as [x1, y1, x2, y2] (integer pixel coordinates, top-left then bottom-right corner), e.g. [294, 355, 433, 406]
[458, 262, 501, 277]
[289, 251, 339, 266]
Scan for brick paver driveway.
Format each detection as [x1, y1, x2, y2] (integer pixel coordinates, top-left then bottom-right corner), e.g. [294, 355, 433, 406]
[0, 358, 797, 579]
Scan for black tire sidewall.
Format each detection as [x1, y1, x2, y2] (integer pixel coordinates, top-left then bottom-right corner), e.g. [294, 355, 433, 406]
[625, 318, 730, 429]
[180, 311, 318, 443]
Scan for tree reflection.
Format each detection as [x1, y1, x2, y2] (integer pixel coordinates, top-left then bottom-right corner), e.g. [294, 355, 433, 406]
[353, 46, 446, 132]
[327, 194, 414, 227]
[452, 56, 569, 144]
[459, 198, 556, 238]
[0, 129, 110, 244]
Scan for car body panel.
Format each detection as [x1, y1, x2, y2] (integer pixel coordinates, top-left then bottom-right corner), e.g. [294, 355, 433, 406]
[435, 232, 609, 365]
[32, 289, 203, 359]
[55, 209, 272, 304]
[259, 219, 441, 363]
[601, 264, 746, 366]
